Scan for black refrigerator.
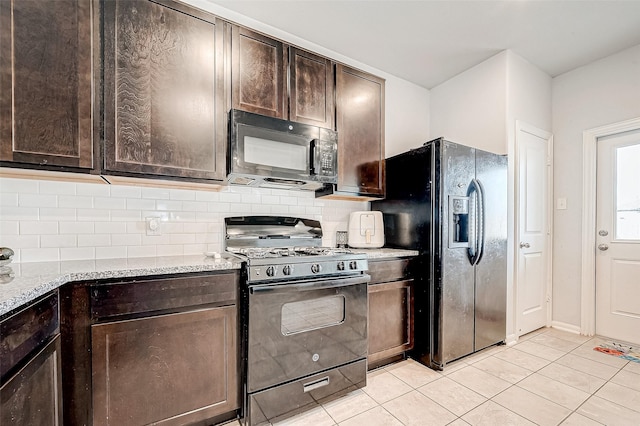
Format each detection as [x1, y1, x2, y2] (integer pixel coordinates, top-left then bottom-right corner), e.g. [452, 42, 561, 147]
[372, 138, 507, 370]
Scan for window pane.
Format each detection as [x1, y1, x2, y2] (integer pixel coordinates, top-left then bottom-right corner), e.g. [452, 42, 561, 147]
[281, 295, 345, 335]
[616, 142, 640, 240]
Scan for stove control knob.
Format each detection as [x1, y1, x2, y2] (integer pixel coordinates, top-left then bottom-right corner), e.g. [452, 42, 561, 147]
[311, 264, 322, 274]
[337, 261, 345, 271]
[282, 265, 292, 275]
[349, 261, 358, 270]
[266, 266, 276, 277]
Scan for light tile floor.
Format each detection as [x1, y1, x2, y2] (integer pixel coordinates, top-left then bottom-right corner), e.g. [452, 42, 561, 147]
[230, 328, 640, 426]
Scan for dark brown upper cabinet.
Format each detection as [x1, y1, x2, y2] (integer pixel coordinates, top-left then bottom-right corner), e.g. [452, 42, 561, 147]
[232, 27, 334, 129]
[103, 0, 228, 181]
[336, 64, 385, 196]
[0, 0, 96, 170]
[289, 47, 334, 129]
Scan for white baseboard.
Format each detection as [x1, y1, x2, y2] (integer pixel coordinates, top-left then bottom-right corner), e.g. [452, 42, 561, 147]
[550, 321, 583, 335]
[505, 333, 518, 346]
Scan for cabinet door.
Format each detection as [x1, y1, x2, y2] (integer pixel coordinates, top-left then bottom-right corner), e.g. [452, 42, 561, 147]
[91, 305, 238, 426]
[289, 47, 334, 129]
[368, 280, 414, 365]
[0, 0, 94, 169]
[231, 26, 287, 119]
[0, 335, 63, 426]
[103, 0, 227, 180]
[336, 65, 385, 196]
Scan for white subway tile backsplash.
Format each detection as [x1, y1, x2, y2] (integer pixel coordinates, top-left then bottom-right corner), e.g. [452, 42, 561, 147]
[112, 234, 142, 246]
[22, 248, 59, 262]
[77, 209, 110, 222]
[76, 182, 110, 197]
[61, 247, 95, 261]
[96, 246, 126, 259]
[0, 235, 39, 249]
[20, 221, 59, 235]
[170, 189, 195, 201]
[0, 207, 40, 220]
[0, 220, 19, 236]
[126, 198, 156, 211]
[157, 245, 184, 257]
[40, 208, 77, 222]
[20, 193, 57, 207]
[0, 193, 18, 206]
[110, 185, 141, 198]
[2, 177, 368, 262]
[261, 195, 280, 204]
[59, 195, 93, 209]
[111, 210, 142, 222]
[219, 192, 242, 203]
[94, 222, 126, 234]
[94, 197, 125, 210]
[127, 246, 156, 258]
[142, 187, 170, 200]
[0, 178, 38, 194]
[195, 191, 219, 202]
[60, 222, 94, 235]
[40, 181, 76, 195]
[78, 234, 111, 247]
[41, 235, 76, 248]
[156, 200, 183, 211]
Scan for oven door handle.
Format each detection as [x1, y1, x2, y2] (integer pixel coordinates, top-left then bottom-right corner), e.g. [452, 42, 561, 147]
[250, 275, 370, 294]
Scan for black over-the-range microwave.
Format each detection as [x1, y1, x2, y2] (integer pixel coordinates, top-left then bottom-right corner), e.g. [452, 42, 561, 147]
[227, 109, 338, 191]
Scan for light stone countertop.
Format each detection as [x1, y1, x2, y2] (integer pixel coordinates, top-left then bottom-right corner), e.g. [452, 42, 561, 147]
[351, 248, 419, 259]
[0, 254, 242, 317]
[0, 248, 419, 317]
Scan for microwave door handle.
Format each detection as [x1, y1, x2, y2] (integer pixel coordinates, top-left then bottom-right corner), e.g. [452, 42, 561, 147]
[309, 139, 317, 175]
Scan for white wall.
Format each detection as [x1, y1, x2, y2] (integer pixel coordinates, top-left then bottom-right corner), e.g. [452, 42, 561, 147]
[552, 43, 640, 328]
[430, 51, 508, 154]
[185, 0, 431, 159]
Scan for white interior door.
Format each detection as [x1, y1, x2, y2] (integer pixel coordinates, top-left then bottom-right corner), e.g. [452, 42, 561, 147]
[596, 130, 640, 345]
[516, 123, 552, 336]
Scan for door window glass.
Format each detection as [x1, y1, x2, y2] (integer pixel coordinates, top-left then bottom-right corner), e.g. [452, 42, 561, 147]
[281, 295, 345, 335]
[616, 142, 640, 240]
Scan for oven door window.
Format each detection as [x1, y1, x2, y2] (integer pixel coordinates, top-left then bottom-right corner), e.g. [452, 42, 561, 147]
[281, 295, 345, 335]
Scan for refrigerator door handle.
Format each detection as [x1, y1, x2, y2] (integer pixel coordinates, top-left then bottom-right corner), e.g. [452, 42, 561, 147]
[467, 179, 485, 265]
[475, 178, 486, 265]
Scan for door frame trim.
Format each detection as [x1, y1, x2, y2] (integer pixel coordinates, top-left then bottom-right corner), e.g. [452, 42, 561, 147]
[581, 116, 640, 336]
[514, 120, 554, 338]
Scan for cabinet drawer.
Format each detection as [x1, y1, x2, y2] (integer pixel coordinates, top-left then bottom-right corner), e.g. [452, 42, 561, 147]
[1, 292, 59, 379]
[368, 259, 412, 284]
[91, 273, 237, 320]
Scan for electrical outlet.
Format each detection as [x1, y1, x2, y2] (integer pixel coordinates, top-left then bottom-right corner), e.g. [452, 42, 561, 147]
[146, 217, 162, 236]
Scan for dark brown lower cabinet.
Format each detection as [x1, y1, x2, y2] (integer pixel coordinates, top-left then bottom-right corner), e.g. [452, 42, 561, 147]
[92, 306, 237, 426]
[0, 336, 63, 426]
[367, 259, 415, 368]
[1, 292, 62, 426]
[61, 272, 240, 426]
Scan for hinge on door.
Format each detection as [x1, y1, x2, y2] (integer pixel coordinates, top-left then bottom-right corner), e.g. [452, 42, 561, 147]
[546, 294, 551, 303]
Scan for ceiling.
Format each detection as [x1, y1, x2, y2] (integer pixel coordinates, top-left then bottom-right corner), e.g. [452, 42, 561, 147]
[207, 0, 640, 89]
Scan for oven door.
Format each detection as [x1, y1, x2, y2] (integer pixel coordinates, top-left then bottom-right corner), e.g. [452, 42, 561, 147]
[247, 275, 369, 393]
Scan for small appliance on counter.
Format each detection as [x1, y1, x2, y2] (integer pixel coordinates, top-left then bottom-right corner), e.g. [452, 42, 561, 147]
[347, 211, 384, 248]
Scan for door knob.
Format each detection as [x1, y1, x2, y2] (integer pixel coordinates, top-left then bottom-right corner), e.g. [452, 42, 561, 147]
[519, 242, 530, 249]
[598, 244, 609, 251]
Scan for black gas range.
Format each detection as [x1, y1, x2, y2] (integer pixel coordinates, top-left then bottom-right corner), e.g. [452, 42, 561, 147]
[224, 216, 369, 426]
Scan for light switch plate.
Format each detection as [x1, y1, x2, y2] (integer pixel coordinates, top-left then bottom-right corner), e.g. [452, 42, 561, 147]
[557, 197, 567, 210]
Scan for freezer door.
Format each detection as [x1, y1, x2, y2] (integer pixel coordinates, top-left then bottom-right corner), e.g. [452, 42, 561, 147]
[433, 141, 476, 367]
[474, 150, 508, 350]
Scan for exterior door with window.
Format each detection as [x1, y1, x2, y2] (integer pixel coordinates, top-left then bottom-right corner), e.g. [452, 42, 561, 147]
[596, 130, 640, 344]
